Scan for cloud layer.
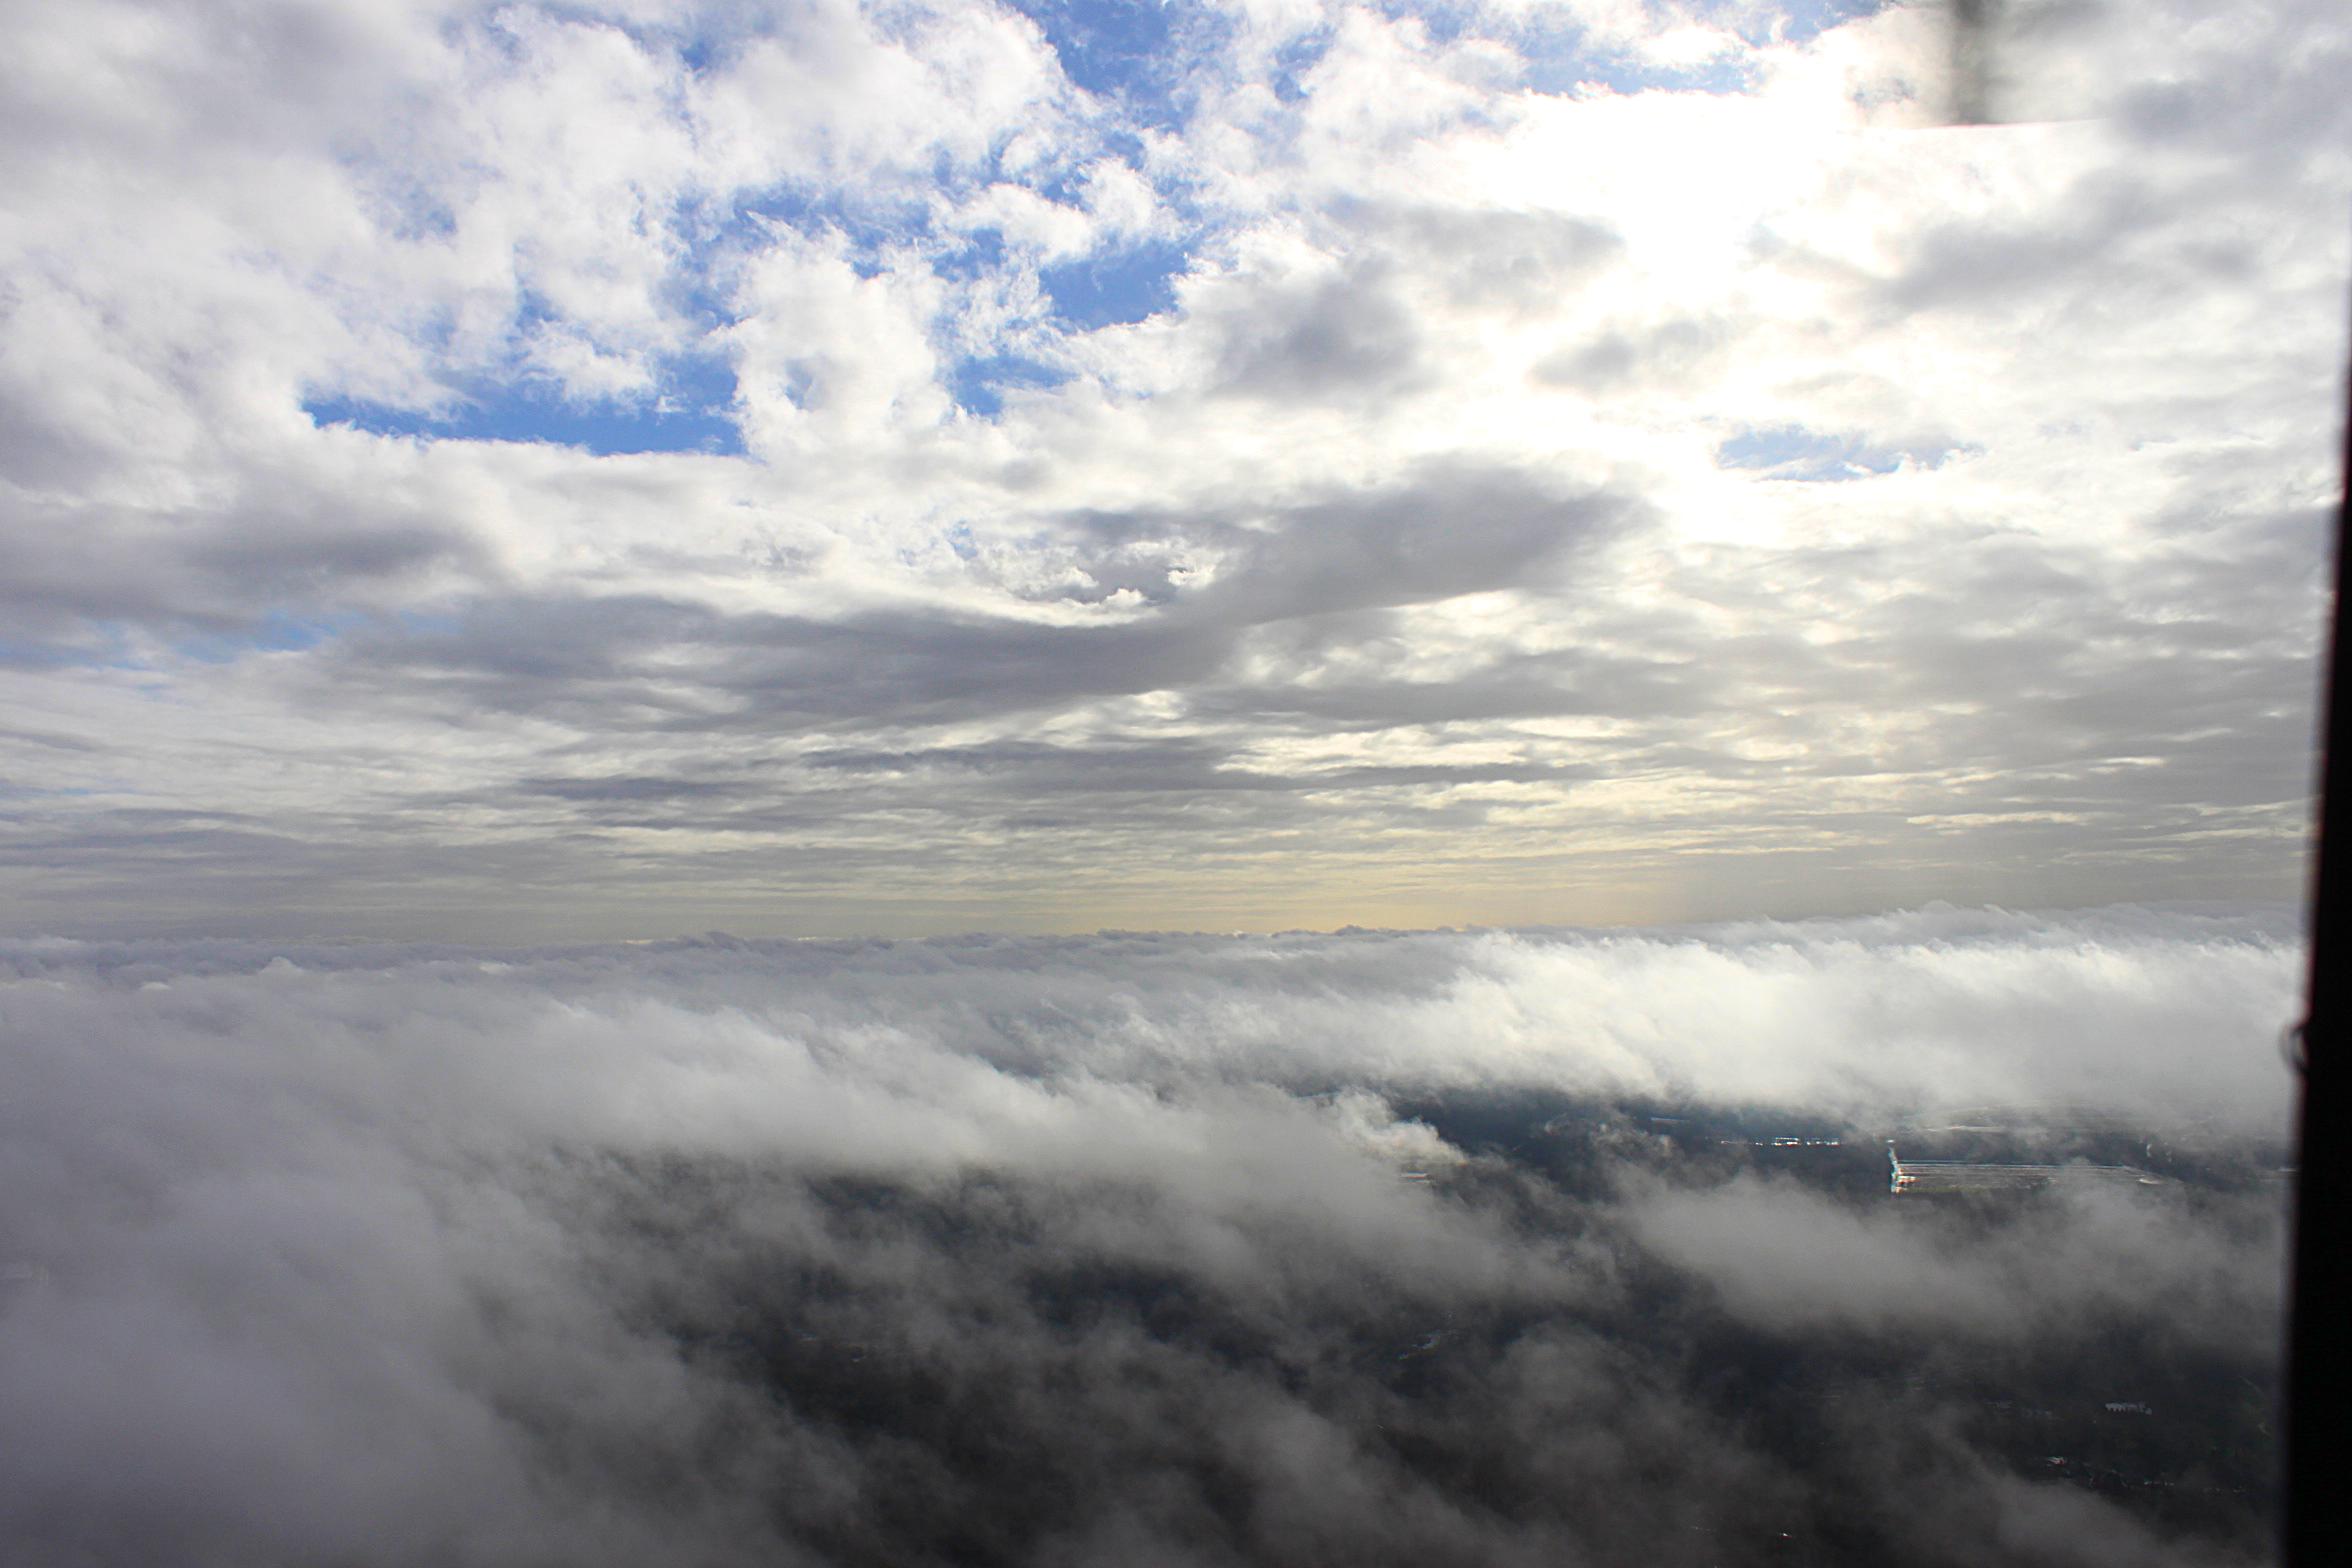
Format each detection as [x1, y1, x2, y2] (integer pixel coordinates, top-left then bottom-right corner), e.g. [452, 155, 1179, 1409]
[0, 906, 2299, 1564]
[1, 0, 2345, 936]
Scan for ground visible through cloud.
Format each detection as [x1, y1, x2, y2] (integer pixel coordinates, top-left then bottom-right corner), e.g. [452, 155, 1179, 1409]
[0, 905, 2299, 1565]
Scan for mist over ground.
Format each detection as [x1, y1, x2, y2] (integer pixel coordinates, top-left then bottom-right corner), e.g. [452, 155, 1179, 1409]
[0, 905, 2299, 1566]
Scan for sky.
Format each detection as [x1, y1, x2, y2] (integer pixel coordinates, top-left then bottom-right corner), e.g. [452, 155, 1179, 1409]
[3, 13, 2329, 1554]
[3, 0, 2349, 939]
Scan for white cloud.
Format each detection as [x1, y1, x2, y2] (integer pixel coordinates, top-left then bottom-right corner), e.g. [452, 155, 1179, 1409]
[0, 0, 2344, 935]
[0, 908, 2294, 1563]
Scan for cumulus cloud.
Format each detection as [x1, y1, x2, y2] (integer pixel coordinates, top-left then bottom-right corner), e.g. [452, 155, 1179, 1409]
[0, 0, 2341, 936]
[0, 907, 2297, 1564]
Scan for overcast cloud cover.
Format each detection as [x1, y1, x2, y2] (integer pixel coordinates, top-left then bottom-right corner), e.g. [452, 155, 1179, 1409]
[1, 0, 2345, 936]
[0, 908, 2304, 1564]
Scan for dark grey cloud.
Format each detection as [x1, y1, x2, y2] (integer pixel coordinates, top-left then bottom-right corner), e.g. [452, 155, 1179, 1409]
[1869, 170, 2176, 319]
[294, 462, 1631, 732]
[2, 464, 2315, 938]
[1179, 463, 1633, 623]
[1337, 201, 1624, 310]
[1816, 0, 2352, 331]
[512, 773, 756, 808]
[2105, 0, 2352, 160]
[1196, 204, 1621, 403]
[1533, 313, 1729, 391]
[1209, 256, 1432, 401]
[800, 737, 1579, 794]
[0, 488, 477, 642]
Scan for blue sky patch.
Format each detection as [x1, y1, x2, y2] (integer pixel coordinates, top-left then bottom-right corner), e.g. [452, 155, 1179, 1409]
[0, 620, 148, 672]
[1042, 239, 1190, 329]
[1505, 0, 1895, 98]
[1009, 0, 1176, 96]
[1524, 41, 1756, 98]
[1008, 0, 1230, 129]
[949, 353, 1073, 417]
[935, 228, 1010, 284]
[1716, 425, 1952, 482]
[1269, 27, 1334, 102]
[169, 611, 358, 665]
[1770, 0, 1890, 45]
[1376, 0, 1472, 44]
[306, 350, 743, 457]
[720, 187, 931, 276]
